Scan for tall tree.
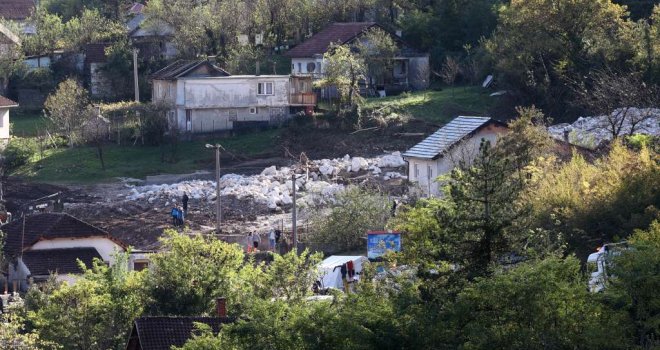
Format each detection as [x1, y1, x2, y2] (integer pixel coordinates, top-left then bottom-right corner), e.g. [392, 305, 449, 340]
[44, 78, 94, 147]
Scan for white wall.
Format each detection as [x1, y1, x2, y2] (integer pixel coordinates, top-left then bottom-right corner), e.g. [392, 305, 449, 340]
[29, 237, 125, 265]
[178, 76, 290, 108]
[291, 58, 323, 75]
[0, 108, 10, 139]
[407, 125, 507, 197]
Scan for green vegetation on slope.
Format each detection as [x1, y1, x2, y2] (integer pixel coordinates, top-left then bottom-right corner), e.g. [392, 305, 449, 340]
[10, 111, 51, 137]
[364, 86, 495, 124]
[13, 129, 281, 183]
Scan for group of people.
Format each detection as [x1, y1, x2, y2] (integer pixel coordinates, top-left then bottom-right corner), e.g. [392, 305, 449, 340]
[170, 193, 189, 226]
[247, 228, 282, 253]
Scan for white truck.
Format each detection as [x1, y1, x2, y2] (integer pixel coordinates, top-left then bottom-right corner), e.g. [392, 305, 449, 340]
[586, 241, 628, 292]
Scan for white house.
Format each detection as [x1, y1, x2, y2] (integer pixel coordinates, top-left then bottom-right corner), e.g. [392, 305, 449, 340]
[1, 213, 127, 291]
[402, 116, 508, 197]
[0, 95, 18, 144]
[152, 60, 316, 133]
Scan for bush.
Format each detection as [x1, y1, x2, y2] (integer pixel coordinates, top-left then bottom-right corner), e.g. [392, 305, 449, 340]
[3, 137, 38, 173]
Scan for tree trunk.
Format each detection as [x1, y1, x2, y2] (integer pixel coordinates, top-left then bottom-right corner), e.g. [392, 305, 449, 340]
[97, 142, 105, 170]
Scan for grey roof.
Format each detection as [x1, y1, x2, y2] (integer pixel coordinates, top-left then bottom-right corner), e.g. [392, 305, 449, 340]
[151, 60, 230, 80]
[402, 116, 501, 159]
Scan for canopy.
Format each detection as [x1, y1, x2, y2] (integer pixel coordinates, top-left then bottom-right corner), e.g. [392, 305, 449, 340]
[318, 255, 368, 290]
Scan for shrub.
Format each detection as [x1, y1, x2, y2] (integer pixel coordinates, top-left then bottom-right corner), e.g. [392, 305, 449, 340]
[3, 137, 38, 173]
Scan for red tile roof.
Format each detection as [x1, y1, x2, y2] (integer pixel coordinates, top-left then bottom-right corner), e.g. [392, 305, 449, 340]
[127, 317, 234, 350]
[285, 22, 377, 58]
[1, 213, 125, 256]
[22, 247, 102, 276]
[0, 95, 18, 107]
[0, 0, 35, 20]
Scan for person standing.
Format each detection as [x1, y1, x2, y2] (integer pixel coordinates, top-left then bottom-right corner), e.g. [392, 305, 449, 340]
[251, 231, 261, 252]
[269, 228, 276, 252]
[182, 192, 189, 217]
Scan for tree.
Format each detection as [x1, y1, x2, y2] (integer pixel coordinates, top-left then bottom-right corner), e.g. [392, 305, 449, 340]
[143, 230, 247, 316]
[21, 7, 65, 67]
[0, 20, 25, 95]
[439, 56, 461, 96]
[486, 0, 637, 119]
[315, 44, 367, 128]
[573, 69, 660, 139]
[451, 257, 631, 349]
[44, 79, 94, 147]
[27, 254, 146, 350]
[309, 187, 392, 253]
[356, 28, 398, 89]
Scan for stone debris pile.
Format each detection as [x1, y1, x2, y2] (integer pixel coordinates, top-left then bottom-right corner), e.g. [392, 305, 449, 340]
[549, 108, 660, 148]
[121, 152, 407, 211]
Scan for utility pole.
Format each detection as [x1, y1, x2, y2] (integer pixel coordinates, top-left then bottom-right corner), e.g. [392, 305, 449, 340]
[291, 173, 297, 251]
[133, 48, 140, 102]
[206, 144, 224, 234]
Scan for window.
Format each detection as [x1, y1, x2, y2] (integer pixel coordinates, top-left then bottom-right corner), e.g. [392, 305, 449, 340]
[249, 107, 258, 114]
[133, 261, 149, 272]
[306, 62, 316, 73]
[297, 62, 302, 72]
[427, 165, 433, 179]
[413, 164, 419, 179]
[185, 110, 192, 131]
[258, 82, 273, 95]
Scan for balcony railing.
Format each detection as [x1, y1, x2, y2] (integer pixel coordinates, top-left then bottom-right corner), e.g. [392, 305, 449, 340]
[290, 92, 317, 106]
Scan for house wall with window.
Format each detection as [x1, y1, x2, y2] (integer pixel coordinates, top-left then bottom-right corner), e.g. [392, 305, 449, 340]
[173, 75, 293, 132]
[406, 124, 506, 197]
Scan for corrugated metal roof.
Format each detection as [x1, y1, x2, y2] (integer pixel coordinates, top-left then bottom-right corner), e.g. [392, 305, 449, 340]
[402, 116, 494, 159]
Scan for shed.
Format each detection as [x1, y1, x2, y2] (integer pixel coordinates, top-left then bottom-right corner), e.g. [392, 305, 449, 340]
[402, 116, 508, 197]
[318, 255, 368, 290]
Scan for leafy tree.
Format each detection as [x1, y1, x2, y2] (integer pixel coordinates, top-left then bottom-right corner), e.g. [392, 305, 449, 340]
[486, 0, 637, 119]
[21, 8, 65, 67]
[27, 254, 146, 350]
[605, 220, 660, 348]
[0, 20, 25, 95]
[309, 186, 391, 253]
[315, 44, 367, 128]
[44, 78, 94, 147]
[61, 9, 125, 52]
[143, 230, 247, 316]
[0, 311, 57, 350]
[439, 56, 461, 96]
[451, 256, 631, 349]
[356, 27, 399, 89]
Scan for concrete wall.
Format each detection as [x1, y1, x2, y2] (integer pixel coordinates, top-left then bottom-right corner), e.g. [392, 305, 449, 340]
[29, 237, 125, 265]
[0, 108, 10, 139]
[152, 79, 177, 104]
[90, 62, 111, 98]
[407, 124, 508, 197]
[408, 56, 430, 91]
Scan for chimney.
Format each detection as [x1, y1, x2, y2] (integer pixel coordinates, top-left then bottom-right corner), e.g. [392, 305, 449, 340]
[216, 297, 227, 318]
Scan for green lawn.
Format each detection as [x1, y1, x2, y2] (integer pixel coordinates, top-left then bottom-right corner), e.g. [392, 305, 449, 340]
[364, 86, 494, 124]
[10, 111, 51, 137]
[14, 128, 282, 183]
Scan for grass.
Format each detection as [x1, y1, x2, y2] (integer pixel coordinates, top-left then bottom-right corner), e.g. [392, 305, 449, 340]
[10, 110, 51, 137]
[14, 128, 282, 183]
[364, 86, 494, 124]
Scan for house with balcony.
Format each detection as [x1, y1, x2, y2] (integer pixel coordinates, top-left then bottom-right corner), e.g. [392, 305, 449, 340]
[151, 60, 316, 133]
[284, 22, 430, 95]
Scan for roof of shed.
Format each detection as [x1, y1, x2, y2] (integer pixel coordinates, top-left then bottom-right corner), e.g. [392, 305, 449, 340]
[130, 316, 233, 350]
[22, 247, 102, 276]
[84, 43, 109, 64]
[285, 22, 377, 58]
[402, 116, 503, 160]
[1, 213, 125, 256]
[0, 95, 18, 107]
[151, 60, 230, 80]
[0, 0, 35, 20]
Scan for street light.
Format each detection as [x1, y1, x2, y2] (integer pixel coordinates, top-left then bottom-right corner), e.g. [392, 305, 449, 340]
[206, 144, 225, 234]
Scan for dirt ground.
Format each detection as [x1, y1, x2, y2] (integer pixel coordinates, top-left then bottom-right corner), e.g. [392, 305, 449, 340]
[3, 121, 432, 250]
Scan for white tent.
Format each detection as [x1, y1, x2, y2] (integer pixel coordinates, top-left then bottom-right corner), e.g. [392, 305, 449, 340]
[318, 255, 368, 290]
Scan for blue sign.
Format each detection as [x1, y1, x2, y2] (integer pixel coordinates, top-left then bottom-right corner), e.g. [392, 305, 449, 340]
[367, 232, 401, 259]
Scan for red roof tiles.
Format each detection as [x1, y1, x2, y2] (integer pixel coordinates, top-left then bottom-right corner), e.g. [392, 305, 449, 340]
[285, 22, 377, 58]
[0, 95, 18, 107]
[0, 0, 35, 20]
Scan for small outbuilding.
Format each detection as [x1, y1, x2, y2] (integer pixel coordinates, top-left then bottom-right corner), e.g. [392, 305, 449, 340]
[402, 116, 508, 197]
[318, 255, 369, 291]
[0, 95, 18, 145]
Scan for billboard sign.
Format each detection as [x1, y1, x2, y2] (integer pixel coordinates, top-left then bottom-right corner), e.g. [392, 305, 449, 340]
[367, 231, 402, 260]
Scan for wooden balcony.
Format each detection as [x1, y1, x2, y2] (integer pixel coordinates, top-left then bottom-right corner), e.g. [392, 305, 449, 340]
[290, 92, 317, 106]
